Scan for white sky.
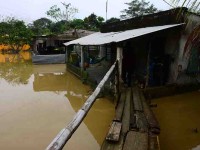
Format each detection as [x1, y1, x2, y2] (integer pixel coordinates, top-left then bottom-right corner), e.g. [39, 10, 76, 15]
[0, 0, 172, 23]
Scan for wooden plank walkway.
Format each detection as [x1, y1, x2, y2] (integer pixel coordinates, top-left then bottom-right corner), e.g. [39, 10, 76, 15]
[123, 131, 148, 150]
[101, 87, 160, 150]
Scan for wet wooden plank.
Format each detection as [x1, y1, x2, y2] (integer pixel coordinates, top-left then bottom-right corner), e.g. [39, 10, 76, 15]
[106, 121, 122, 142]
[114, 91, 126, 121]
[130, 88, 137, 129]
[135, 111, 149, 133]
[101, 88, 131, 150]
[132, 87, 143, 112]
[122, 88, 131, 134]
[123, 131, 148, 150]
[140, 91, 160, 134]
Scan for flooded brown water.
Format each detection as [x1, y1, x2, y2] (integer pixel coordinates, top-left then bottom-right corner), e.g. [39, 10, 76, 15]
[152, 91, 200, 150]
[0, 53, 115, 150]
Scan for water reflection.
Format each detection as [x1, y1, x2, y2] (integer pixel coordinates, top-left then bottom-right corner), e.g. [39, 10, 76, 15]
[0, 61, 114, 150]
[0, 62, 32, 85]
[33, 73, 68, 92]
[0, 51, 31, 63]
[33, 66, 115, 145]
[0, 52, 32, 85]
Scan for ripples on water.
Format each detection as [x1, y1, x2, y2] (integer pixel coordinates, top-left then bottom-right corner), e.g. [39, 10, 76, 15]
[0, 52, 115, 150]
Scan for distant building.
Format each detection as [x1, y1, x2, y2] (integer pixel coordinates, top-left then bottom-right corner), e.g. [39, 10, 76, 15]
[33, 29, 95, 55]
[32, 29, 95, 64]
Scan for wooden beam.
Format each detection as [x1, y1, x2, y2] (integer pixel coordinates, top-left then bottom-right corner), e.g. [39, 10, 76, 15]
[130, 88, 137, 129]
[132, 87, 143, 112]
[80, 46, 84, 68]
[140, 91, 160, 134]
[101, 88, 131, 150]
[123, 131, 148, 150]
[135, 111, 149, 133]
[122, 88, 131, 134]
[106, 121, 122, 142]
[114, 91, 126, 121]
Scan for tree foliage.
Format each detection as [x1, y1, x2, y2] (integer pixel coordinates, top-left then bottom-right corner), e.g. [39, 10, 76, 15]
[29, 17, 52, 35]
[46, 2, 78, 22]
[167, 0, 200, 14]
[120, 0, 158, 19]
[45, 3, 105, 32]
[0, 18, 33, 51]
[84, 13, 104, 31]
[50, 20, 70, 34]
[70, 19, 85, 29]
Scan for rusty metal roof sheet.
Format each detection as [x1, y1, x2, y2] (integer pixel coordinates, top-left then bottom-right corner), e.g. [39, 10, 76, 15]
[64, 24, 184, 46]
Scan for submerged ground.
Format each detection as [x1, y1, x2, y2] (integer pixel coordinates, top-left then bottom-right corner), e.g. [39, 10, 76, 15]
[0, 53, 115, 150]
[152, 91, 200, 150]
[0, 52, 200, 150]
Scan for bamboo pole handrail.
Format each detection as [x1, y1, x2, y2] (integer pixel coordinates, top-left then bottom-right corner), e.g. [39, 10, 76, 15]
[46, 61, 118, 150]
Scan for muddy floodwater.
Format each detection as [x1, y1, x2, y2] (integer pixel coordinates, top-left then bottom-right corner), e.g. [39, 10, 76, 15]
[152, 91, 200, 150]
[0, 53, 115, 150]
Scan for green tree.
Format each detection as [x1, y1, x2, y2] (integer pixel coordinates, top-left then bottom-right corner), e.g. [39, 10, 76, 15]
[50, 20, 70, 34]
[29, 17, 52, 35]
[69, 19, 85, 29]
[46, 2, 78, 22]
[84, 13, 105, 31]
[120, 0, 158, 19]
[0, 18, 33, 52]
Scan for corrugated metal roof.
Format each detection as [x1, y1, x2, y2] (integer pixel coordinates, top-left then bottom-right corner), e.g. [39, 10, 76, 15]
[64, 24, 183, 46]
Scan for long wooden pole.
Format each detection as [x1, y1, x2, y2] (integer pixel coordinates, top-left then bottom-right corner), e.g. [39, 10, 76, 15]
[46, 61, 118, 150]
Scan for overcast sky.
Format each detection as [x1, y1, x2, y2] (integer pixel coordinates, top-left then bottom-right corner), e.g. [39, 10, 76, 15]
[0, 0, 172, 23]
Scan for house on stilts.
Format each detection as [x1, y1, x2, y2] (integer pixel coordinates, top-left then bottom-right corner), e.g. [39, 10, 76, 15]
[64, 8, 200, 89]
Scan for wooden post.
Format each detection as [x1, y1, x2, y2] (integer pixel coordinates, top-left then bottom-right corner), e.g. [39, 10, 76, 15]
[116, 47, 123, 81]
[80, 46, 84, 69]
[115, 61, 120, 102]
[65, 47, 68, 63]
[145, 42, 151, 88]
